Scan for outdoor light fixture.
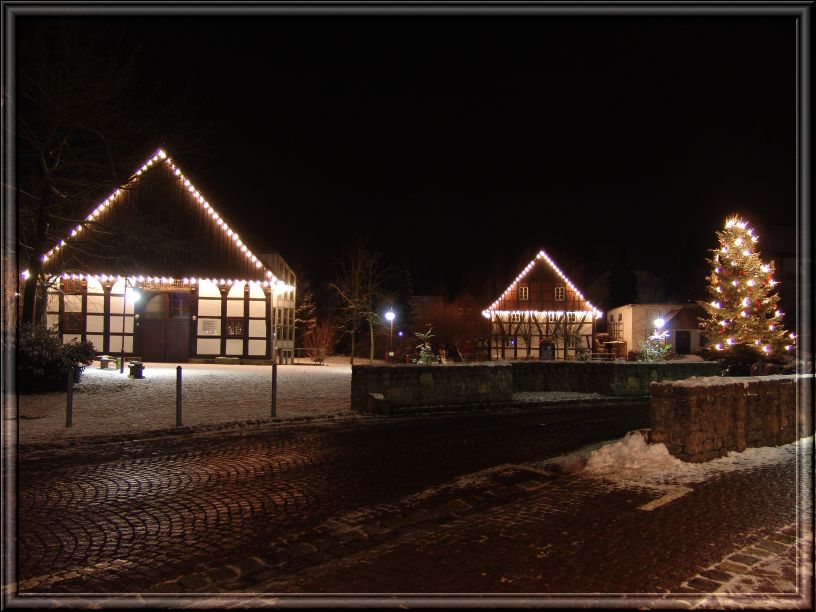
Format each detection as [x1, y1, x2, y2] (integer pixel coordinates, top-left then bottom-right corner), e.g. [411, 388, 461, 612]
[385, 310, 396, 358]
[653, 318, 665, 329]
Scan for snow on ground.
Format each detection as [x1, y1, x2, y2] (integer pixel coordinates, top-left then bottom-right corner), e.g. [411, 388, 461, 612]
[538, 431, 812, 488]
[8, 357, 364, 446]
[665, 373, 808, 388]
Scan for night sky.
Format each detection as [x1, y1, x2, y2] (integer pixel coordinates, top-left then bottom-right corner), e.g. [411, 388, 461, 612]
[18, 13, 798, 307]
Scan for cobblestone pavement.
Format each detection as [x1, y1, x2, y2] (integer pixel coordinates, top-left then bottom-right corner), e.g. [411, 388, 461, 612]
[10, 403, 648, 597]
[239, 445, 812, 609]
[7, 404, 812, 608]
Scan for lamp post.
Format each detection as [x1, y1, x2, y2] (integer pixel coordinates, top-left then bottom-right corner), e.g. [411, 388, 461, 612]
[120, 278, 139, 373]
[385, 310, 395, 361]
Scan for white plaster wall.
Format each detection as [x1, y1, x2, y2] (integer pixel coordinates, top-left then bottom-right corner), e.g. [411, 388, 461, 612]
[109, 316, 134, 334]
[86, 277, 104, 294]
[86, 295, 105, 313]
[227, 282, 245, 298]
[226, 300, 243, 317]
[197, 280, 221, 298]
[226, 339, 243, 356]
[249, 301, 266, 318]
[64, 295, 82, 312]
[248, 339, 266, 355]
[197, 338, 220, 354]
[248, 319, 266, 338]
[86, 315, 105, 333]
[198, 299, 221, 317]
[86, 334, 104, 351]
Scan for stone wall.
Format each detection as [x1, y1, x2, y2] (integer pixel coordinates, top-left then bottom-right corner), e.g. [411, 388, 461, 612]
[510, 361, 723, 397]
[351, 363, 513, 414]
[649, 375, 813, 462]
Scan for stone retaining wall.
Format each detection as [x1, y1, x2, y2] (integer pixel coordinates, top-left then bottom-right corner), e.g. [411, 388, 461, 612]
[351, 363, 513, 414]
[649, 375, 813, 462]
[510, 361, 723, 396]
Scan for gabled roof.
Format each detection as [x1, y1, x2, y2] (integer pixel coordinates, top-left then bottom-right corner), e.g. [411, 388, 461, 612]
[483, 249, 601, 318]
[35, 148, 285, 287]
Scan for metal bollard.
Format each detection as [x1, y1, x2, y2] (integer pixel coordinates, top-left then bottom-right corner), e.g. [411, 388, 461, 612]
[271, 356, 278, 418]
[176, 366, 182, 427]
[66, 368, 74, 427]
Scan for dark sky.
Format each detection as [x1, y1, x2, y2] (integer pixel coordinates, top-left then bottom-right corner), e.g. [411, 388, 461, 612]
[20, 14, 798, 305]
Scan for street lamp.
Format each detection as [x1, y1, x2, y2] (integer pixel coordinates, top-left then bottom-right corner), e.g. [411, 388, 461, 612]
[120, 278, 140, 373]
[385, 310, 396, 360]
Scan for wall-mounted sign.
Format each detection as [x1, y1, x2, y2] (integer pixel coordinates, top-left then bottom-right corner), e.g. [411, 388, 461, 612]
[202, 319, 219, 336]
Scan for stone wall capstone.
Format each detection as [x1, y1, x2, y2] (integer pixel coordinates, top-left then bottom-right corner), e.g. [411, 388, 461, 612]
[649, 375, 813, 462]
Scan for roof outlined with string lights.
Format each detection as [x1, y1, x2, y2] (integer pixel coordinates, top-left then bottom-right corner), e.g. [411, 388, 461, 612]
[35, 148, 284, 288]
[482, 249, 601, 319]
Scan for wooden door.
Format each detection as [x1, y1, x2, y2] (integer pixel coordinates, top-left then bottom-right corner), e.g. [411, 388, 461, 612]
[139, 293, 190, 362]
[675, 330, 691, 355]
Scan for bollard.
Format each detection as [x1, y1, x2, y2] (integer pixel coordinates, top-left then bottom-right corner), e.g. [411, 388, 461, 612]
[66, 367, 74, 427]
[271, 354, 278, 418]
[176, 365, 182, 427]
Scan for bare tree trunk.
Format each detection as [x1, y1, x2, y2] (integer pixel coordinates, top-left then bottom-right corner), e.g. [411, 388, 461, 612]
[369, 318, 375, 364]
[349, 326, 356, 365]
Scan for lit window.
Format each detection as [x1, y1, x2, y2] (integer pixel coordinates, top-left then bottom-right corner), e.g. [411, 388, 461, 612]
[567, 312, 576, 322]
[519, 286, 529, 301]
[548, 312, 556, 323]
[554, 287, 565, 301]
[511, 313, 521, 323]
[62, 279, 85, 294]
[226, 317, 244, 338]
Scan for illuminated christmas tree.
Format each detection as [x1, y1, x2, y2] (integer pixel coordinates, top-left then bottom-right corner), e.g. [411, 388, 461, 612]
[698, 215, 795, 358]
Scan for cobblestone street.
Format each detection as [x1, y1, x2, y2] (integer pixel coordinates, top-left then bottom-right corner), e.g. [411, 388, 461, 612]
[6, 404, 813, 608]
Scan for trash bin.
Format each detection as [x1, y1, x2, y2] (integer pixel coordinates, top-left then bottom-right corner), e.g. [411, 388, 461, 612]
[128, 361, 145, 379]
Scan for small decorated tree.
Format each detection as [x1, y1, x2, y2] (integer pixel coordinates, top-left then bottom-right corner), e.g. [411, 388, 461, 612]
[698, 216, 795, 364]
[413, 326, 439, 365]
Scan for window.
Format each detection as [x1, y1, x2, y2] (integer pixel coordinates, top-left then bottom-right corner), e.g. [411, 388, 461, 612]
[567, 312, 576, 322]
[554, 287, 566, 301]
[62, 312, 83, 333]
[548, 312, 556, 323]
[226, 317, 244, 338]
[618, 313, 623, 321]
[510, 313, 521, 323]
[609, 314, 614, 322]
[457, 307, 464, 316]
[169, 294, 190, 319]
[62, 279, 84, 294]
[466, 307, 472, 315]
[518, 286, 529, 301]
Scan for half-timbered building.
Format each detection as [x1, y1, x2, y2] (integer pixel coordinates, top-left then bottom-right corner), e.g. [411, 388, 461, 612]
[483, 250, 602, 360]
[32, 148, 296, 364]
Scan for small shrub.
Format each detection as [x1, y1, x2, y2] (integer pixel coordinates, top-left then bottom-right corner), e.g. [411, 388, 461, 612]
[15, 323, 96, 393]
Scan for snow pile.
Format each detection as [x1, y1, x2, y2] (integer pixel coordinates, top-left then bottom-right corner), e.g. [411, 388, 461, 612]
[538, 433, 812, 487]
[582, 430, 685, 478]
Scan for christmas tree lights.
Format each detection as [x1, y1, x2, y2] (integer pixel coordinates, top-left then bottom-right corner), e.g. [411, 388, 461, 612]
[698, 216, 793, 356]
